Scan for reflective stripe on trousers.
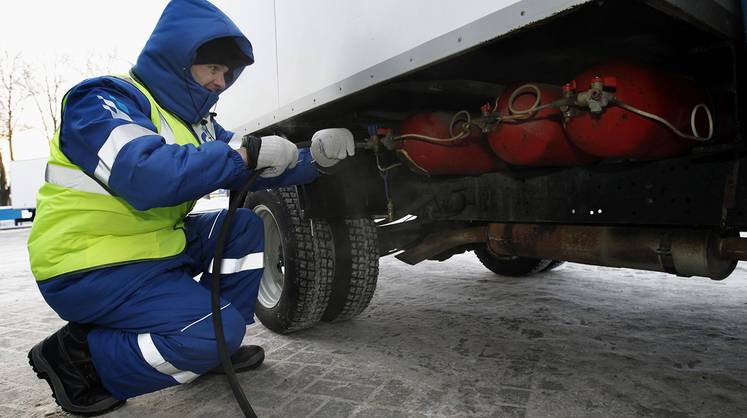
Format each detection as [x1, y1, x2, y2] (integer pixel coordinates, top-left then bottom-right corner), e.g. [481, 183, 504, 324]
[207, 252, 264, 274]
[137, 333, 199, 384]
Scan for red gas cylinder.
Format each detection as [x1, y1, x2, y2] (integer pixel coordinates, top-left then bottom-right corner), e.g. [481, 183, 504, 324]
[564, 61, 711, 159]
[396, 112, 503, 175]
[487, 83, 597, 167]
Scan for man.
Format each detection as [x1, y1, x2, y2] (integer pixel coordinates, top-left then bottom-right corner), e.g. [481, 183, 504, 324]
[26, 0, 354, 415]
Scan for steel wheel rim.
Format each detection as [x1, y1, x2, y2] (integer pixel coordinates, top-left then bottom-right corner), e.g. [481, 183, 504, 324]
[254, 204, 285, 309]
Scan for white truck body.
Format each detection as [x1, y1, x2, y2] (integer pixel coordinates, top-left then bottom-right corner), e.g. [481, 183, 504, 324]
[213, 0, 739, 134]
[196, 1, 747, 332]
[9, 158, 46, 209]
[215, 0, 586, 132]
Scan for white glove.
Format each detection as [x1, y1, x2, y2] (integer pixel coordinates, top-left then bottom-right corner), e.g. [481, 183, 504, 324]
[310, 128, 355, 168]
[256, 135, 299, 178]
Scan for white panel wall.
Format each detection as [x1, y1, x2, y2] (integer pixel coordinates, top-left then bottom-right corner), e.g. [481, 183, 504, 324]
[9, 158, 46, 209]
[212, 0, 279, 130]
[273, 0, 520, 105]
[215, 0, 737, 133]
[214, 0, 521, 130]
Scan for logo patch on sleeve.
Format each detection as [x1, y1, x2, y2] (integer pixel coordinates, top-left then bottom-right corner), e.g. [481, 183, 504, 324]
[97, 95, 133, 122]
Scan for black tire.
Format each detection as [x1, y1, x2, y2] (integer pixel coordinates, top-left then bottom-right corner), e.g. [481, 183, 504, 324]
[474, 246, 553, 277]
[243, 188, 334, 333]
[542, 260, 566, 272]
[321, 218, 379, 322]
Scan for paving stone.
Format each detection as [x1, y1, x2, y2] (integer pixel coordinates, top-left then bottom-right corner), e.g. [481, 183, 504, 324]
[495, 387, 532, 406]
[244, 336, 286, 353]
[354, 406, 422, 418]
[271, 395, 326, 418]
[371, 379, 415, 407]
[321, 367, 387, 386]
[255, 361, 305, 387]
[285, 350, 335, 365]
[304, 379, 378, 402]
[280, 341, 310, 352]
[237, 389, 287, 410]
[490, 405, 527, 418]
[498, 360, 537, 389]
[310, 400, 359, 418]
[266, 346, 300, 361]
[2, 228, 747, 417]
[275, 365, 326, 391]
[0, 385, 26, 405]
[0, 336, 29, 350]
[403, 386, 449, 416]
[2, 329, 50, 342]
[0, 405, 28, 417]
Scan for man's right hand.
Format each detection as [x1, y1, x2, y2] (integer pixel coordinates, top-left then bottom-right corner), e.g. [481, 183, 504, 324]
[241, 134, 299, 178]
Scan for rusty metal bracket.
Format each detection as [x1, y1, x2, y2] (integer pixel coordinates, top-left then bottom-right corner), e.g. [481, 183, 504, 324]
[395, 226, 487, 265]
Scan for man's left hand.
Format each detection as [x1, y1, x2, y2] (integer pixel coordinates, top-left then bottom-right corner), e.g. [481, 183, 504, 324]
[310, 128, 355, 167]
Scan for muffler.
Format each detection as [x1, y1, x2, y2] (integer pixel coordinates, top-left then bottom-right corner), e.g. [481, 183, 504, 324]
[395, 223, 741, 280]
[486, 224, 736, 280]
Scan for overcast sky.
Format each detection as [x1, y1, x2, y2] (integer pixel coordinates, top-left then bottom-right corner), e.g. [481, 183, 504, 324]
[1, 1, 170, 68]
[1, 1, 171, 160]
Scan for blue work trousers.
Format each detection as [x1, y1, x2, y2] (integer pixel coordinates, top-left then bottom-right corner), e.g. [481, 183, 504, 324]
[37, 209, 264, 399]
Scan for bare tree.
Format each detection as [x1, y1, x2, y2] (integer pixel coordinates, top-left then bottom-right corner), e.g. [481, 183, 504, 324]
[0, 51, 28, 161]
[0, 51, 29, 205]
[22, 55, 70, 140]
[0, 139, 8, 206]
[22, 49, 120, 142]
[84, 48, 120, 78]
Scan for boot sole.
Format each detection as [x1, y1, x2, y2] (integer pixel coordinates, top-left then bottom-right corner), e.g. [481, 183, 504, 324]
[28, 342, 125, 416]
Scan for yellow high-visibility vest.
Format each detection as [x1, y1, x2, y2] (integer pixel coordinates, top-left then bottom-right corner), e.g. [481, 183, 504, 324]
[28, 75, 202, 281]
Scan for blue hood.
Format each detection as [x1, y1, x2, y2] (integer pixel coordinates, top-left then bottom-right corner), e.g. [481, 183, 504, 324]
[132, 0, 254, 124]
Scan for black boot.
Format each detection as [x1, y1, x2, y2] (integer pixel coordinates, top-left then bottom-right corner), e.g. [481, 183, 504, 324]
[28, 322, 125, 416]
[209, 345, 265, 374]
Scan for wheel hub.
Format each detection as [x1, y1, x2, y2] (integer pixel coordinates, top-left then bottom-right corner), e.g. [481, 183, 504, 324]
[254, 205, 285, 309]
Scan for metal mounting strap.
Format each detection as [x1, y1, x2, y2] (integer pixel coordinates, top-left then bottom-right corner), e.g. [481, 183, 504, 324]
[656, 233, 678, 275]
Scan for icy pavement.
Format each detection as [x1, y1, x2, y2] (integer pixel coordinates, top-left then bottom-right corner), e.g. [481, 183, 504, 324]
[1, 227, 746, 417]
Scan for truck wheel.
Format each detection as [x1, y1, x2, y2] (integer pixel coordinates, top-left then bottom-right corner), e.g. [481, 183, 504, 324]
[243, 188, 334, 333]
[542, 260, 565, 272]
[474, 246, 553, 277]
[321, 218, 379, 322]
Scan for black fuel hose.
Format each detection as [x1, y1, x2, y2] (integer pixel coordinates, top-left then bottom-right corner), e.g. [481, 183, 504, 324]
[210, 140, 366, 416]
[210, 168, 265, 418]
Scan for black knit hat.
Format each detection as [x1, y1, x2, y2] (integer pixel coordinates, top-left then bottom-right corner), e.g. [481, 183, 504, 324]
[194, 37, 253, 70]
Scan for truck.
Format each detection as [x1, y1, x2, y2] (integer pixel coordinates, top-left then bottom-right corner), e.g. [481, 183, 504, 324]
[0, 158, 46, 226]
[213, 0, 747, 333]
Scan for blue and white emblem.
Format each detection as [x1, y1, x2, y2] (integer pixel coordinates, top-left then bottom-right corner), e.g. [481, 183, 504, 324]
[97, 95, 133, 122]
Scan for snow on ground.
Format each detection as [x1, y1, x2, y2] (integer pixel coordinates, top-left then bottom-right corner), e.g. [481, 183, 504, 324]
[191, 195, 229, 213]
[1, 227, 746, 417]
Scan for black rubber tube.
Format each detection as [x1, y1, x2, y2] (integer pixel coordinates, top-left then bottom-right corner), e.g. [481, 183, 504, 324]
[211, 141, 360, 415]
[210, 169, 264, 418]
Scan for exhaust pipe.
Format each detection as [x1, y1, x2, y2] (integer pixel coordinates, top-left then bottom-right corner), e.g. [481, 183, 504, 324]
[486, 224, 737, 280]
[395, 223, 741, 280]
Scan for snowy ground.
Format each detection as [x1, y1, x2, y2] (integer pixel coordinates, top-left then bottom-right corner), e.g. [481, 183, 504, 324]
[0, 226, 746, 417]
[191, 196, 229, 213]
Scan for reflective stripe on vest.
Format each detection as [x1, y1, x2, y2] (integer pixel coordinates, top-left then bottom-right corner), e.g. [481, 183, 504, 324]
[94, 123, 158, 184]
[159, 111, 177, 144]
[46, 163, 110, 195]
[44, 82, 177, 195]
